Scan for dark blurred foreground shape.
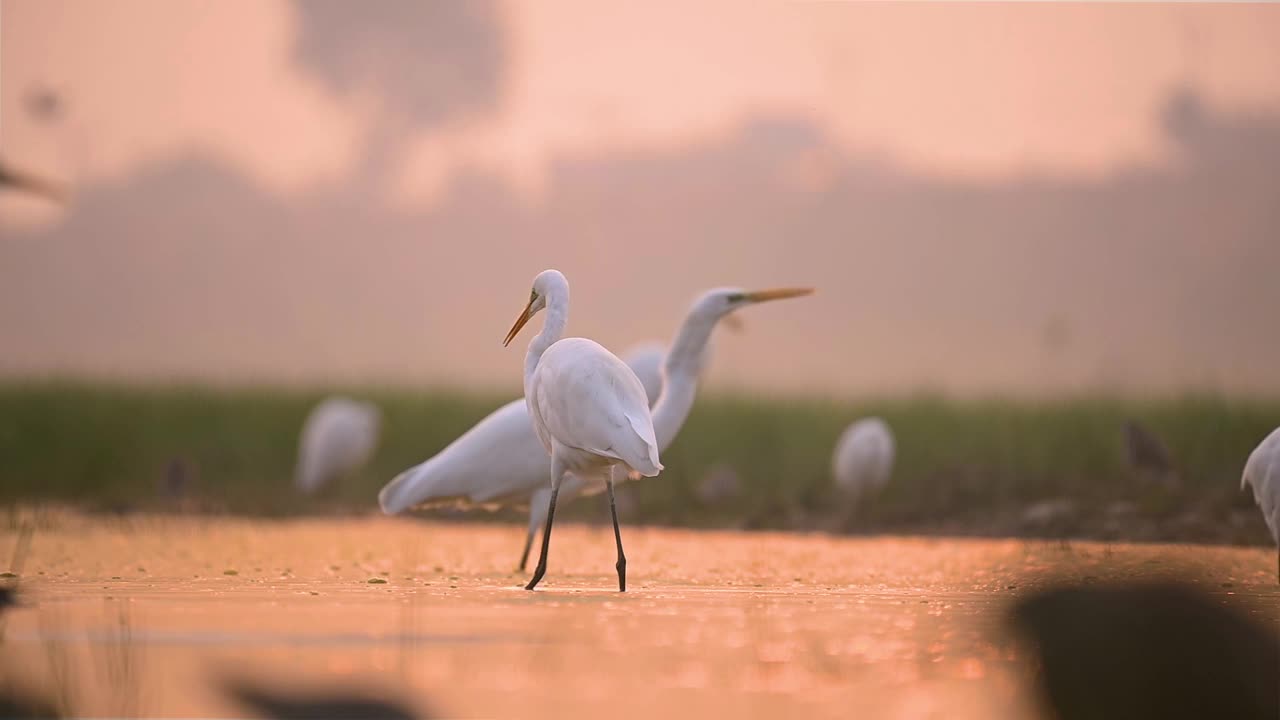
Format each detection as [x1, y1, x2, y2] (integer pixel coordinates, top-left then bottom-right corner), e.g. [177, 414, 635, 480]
[0, 685, 61, 720]
[0, 585, 59, 720]
[0, 158, 66, 203]
[1007, 580, 1279, 720]
[220, 676, 426, 720]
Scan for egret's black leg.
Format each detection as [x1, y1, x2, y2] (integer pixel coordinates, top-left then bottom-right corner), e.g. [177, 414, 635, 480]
[518, 528, 535, 572]
[525, 484, 559, 591]
[1275, 547, 1278, 585]
[607, 475, 627, 592]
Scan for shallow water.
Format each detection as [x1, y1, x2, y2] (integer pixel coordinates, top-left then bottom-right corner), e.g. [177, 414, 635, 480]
[1, 514, 1275, 718]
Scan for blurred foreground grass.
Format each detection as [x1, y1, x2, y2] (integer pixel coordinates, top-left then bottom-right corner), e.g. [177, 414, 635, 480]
[0, 381, 1275, 545]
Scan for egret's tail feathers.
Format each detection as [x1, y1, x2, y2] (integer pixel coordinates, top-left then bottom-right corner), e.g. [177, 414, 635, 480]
[626, 447, 662, 478]
[378, 465, 424, 515]
[621, 412, 663, 477]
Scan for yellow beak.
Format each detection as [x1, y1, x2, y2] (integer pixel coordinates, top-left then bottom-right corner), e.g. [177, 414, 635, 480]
[503, 298, 536, 347]
[743, 287, 815, 303]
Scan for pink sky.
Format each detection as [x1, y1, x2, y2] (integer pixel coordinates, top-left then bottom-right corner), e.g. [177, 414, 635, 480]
[2, 1, 1279, 396]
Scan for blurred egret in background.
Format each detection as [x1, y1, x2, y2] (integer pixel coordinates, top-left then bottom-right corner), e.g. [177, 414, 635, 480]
[1241, 426, 1279, 582]
[295, 396, 381, 495]
[831, 417, 895, 520]
[620, 342, 665, 407]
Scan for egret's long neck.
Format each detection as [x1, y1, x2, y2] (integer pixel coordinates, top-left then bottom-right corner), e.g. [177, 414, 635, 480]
[524, 297, 567, 393]
[652, 313, 716, 451]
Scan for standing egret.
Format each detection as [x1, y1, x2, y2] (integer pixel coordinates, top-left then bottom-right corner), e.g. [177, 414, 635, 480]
[378, 284, 813, 572]
[503, 269, 662, 592]
[1241, 426, 1279, 582]
[295, 396, 381, 494]
[832, 417, 895, 512]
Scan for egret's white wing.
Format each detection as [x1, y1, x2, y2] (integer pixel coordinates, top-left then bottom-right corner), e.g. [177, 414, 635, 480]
[379, 399, 550, 513]
[532, 338, 661, 475]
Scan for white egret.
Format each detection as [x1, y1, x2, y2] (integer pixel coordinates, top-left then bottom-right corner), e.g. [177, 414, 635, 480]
[295, 396, 381, 494]
[378, 284, 814, 572]
[1241, 426, 1280, 582]
[501, 269, 662, 592]
[832, 417, 895, 506]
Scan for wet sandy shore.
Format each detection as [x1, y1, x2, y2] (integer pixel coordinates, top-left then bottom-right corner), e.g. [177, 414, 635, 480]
[0, 514, 1275, 718]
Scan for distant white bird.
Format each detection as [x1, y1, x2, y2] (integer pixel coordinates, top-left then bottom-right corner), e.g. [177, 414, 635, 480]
[832, 417, 895, 507]
[378, 284, 813, 573]
[295, 396, 381, 494]
[1241, 426, 1280, 583]
[499, 269, 663, 592]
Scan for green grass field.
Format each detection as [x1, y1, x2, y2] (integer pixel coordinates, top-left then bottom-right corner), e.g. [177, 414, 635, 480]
[0, 381, 1275, 544]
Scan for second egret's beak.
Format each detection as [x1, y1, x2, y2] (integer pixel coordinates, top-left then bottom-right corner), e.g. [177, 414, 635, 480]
[743, 287, 815, 303]
[503, 298, 536, 347]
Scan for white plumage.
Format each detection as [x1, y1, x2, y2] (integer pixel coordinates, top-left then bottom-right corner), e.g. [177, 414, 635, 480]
[1241, 426, 1280, 582]
[295, 396, 381, 494]
[832, 417, 895, 503]
[505, 269, 660, 591]
[378, 284, 812, 573]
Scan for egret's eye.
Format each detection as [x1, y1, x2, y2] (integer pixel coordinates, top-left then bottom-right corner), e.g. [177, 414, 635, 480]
[530, 289, 537, 302]
[725, 292, 745, 303]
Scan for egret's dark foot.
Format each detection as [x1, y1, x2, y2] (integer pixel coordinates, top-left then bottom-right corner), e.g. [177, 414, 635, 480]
[616, 556, 627, 593]
[525, 564, 546, 591]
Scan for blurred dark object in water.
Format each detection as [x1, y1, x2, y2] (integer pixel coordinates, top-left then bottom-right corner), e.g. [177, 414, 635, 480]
[1008, 580, 1279, 720]
[221, 676, 426, 720]
[0, 159, 65, 203]
[0, 684, 61, 720]
[1122, 420, 1179, 488]
[0, 586, 20, 614]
